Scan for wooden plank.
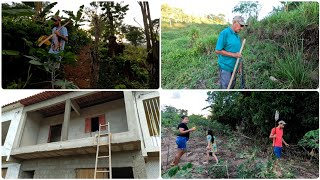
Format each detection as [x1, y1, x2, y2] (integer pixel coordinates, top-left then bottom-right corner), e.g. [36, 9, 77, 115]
[70, 99, 81, 116]
[76, 168, 108, 179]
[2, 168, 7, 179]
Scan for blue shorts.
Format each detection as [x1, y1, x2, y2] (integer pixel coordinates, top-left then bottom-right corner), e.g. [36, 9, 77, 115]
[219, 68, 236, 89]
[274, 146, 282, 158]
[176, 136, 188, 150]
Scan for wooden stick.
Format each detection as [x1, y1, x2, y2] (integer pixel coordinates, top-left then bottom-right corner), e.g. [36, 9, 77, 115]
[226, 161, 229, 179]
[38, 21, 71, 47]
[227, 39, 246, 89]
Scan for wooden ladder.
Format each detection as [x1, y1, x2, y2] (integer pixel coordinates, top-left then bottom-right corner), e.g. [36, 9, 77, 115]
[94, 122, 112, 179]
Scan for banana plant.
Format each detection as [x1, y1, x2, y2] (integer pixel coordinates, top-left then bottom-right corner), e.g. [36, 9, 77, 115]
[63, 5, 86, 28]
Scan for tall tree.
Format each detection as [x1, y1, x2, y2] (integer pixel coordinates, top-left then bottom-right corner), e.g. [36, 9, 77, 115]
[138, 1, 159, 88]
[232, 1, 261, 20]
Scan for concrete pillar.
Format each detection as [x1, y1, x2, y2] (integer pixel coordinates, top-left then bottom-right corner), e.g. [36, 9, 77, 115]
[123, 92, 140, 138]
[3, 163, 21, 179]
[61, 99, 71, 141]
[132, 151, 147, 179]
[12, 111, 28, 149]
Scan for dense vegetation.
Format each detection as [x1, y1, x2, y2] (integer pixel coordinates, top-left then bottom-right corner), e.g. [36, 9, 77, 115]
[161, 91, 319, 178]
[2, 1, 159, 89]
[161, 2, 319, 89]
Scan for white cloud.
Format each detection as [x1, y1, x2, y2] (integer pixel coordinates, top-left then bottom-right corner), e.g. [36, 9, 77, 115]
[0, 90, 44, 107]
[161, 90, 210, 116]
[171, 91, 181, 99]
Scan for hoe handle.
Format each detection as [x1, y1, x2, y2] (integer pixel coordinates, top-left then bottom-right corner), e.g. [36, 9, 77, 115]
[227, 39, 246, 89]
[38, 21, 71, 47]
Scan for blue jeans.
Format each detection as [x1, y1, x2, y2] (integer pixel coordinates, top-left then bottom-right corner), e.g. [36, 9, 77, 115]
[219, 68, 236, 89]
[274, 146, 282, 158]
[176, 136, 188, 150]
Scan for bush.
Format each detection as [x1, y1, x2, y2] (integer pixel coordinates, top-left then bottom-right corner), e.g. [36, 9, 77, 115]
[275, 42, 312, 88]
[195, 35, 218, 55]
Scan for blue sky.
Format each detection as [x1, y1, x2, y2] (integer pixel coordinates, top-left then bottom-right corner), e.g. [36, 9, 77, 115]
[162, 0, 282, 23]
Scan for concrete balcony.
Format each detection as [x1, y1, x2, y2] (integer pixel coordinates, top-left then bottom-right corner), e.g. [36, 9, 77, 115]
[10, 131, 140, 160]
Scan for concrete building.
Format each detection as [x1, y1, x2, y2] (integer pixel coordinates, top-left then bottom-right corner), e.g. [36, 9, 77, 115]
[1, 91, 160, 179]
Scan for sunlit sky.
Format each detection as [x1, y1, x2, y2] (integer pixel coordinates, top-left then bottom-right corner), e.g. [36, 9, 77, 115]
[161, 90, 211, 116]
[162, 0, 282, 23]
[0, 90, 44, 107]
[3, 1, 160, 29]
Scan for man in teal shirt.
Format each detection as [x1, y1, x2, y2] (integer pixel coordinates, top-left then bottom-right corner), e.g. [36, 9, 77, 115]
[215, 16, 246, 89]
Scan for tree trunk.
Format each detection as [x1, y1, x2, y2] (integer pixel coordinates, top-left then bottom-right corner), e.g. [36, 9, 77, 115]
[145, 2, 154, 48]
[92, 14, 101, 87]
[139, 2, 151, 50]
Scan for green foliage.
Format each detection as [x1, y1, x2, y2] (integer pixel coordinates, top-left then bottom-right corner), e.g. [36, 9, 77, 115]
[188, 26, 200, 41]
[162, 23, 226, 89]
[2, 2, 90, 89]
[298, 129, 319, 150]
[274, 40, 313, 89]
[206, 91, 319, 145]
[121, 25, 145, 46]
[161, 3, 227, 25]
[63, 5, 86, 28]
[207, 160, 228, 178]
[237, 157, 296, 178]
[2, 50, 20, 56]
[162, 163, 193, 179]
[195, 35, 218, 55]
[232, 1, 262, 20]
[162, 2, 318, 89]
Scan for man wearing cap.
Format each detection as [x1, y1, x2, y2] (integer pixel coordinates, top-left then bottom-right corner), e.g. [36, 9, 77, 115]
[49, 15, 68, 54]
[215, 16, 246, 89]
[269, 120, 289, 175]
[270, 120, 289, 158]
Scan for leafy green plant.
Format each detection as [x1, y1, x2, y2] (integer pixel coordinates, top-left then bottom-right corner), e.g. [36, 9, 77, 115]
[298, 129, 319, 150]
[24, 50, 78, 89]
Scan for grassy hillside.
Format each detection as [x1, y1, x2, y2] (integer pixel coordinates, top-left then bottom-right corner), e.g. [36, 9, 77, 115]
[161, 2, 319, 89]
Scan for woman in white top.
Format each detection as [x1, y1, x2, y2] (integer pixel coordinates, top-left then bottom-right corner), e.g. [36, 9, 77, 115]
[204, 129, 218, 164]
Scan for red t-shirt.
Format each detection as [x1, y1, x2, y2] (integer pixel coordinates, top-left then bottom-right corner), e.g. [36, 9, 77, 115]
[271, 127, 283, 147]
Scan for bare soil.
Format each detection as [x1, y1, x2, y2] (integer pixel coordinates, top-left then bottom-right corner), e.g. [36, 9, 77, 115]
[161, 129, 319, 179]
[64, 45, 93, 88]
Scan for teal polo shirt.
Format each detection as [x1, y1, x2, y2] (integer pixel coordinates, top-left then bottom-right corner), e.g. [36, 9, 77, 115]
[215, 27, 241, 72]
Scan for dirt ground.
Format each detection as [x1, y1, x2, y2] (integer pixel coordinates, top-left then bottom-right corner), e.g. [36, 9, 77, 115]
[161, 129, 319, 178]
[64, 45, 92, 88]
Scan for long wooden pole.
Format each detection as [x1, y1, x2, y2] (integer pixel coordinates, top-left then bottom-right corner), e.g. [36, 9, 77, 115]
[227, 39, 246, 89]
[38, 21, 71, 47]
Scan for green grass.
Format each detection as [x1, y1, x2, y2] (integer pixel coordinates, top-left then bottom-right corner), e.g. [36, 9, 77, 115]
[161, 2, 319, 89]
[161, 23, 226, 89]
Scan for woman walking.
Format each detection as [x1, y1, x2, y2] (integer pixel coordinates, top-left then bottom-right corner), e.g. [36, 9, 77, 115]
[171, 115, 195, 166]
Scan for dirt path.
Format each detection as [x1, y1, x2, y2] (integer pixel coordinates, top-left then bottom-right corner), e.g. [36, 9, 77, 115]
[161, 131, 245, 178]
[64, 45, 93, 88]
[161, 129, 319, 178]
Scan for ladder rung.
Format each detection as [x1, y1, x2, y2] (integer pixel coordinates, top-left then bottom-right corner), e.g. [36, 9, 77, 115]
[99, 133, 110, 136]
[98, 156, 110, 158]
[96, 170, 109, 173]
[100, 124, 109, 127]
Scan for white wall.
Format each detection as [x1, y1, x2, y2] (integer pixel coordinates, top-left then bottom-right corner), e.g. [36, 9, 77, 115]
[133, 91, 160, 155]
[35, 98, 129, 144]
[20, 112, 42, 147]
[1, 106, 24, 157]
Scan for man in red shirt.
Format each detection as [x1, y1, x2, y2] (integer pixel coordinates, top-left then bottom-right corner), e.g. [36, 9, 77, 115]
[269, 120, 289, 175]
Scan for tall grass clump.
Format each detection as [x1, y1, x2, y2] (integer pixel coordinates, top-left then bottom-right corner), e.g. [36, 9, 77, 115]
[275, 41, 313, 88]
[195, 35, 218, 55]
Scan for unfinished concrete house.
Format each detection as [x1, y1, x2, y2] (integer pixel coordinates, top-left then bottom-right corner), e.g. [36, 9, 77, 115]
[1, 91, 160, 179]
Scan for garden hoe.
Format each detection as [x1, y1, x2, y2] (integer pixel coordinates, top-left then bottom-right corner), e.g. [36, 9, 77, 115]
[227, 39, 246, 89]
[38, 20, 71, 47]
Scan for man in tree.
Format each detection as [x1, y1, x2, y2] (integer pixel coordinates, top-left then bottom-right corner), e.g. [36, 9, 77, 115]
[49, 15, 68, 54]
[215, 16, 246, 89]
[269, 120, 289, 175]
